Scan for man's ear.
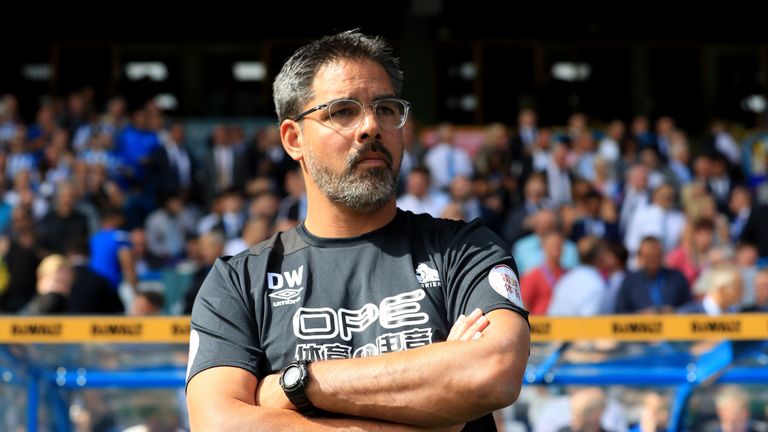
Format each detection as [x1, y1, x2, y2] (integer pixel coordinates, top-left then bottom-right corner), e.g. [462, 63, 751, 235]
[280, 120, 303, 162]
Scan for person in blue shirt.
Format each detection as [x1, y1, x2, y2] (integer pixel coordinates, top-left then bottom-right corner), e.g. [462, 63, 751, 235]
[89, 208, 136, 292]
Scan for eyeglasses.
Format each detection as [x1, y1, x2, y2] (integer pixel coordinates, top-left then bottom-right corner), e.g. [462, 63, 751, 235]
[290, 98, 411, 131]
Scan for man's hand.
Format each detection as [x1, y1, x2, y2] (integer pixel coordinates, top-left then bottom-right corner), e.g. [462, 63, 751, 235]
[447, 308, 489, 342]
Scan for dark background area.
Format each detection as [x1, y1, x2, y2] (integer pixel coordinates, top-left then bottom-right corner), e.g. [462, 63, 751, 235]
[2, 2, 767, 132]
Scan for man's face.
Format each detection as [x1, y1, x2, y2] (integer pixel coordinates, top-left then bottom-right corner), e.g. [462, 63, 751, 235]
[754, 271, 768, 305]
[297, 59, 403, 213]
[717, 399, 749, 432]
[542, 234, 563, 262]
[654, 186, 675, 209]
[525, 180, 546, 203]
[639, 241, 663, 273]
[131, 296, 161, 316]
[519, 111, 536, 128]
[724, 275, 744, 308]
[629, 166, 648, 190]
[170, 124, 184, 144]
[407, 171, 429, 198]
[693, 228, 714, 251]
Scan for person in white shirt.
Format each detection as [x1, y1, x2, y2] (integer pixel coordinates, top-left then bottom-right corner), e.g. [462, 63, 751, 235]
[547, 236, 609, 316]
[618, 164, 650, 236]
[624, 184, 686, 267]
[678, 264, 743, 315]
[518, 109, 538, 147]
[598, 120, 624, 163]
[545, 142, 573, 206]
[531, 128, 554, 173]
[223, 215, 272, 256]
[396, 167, 449, 217]
[424, 123, 473, 190]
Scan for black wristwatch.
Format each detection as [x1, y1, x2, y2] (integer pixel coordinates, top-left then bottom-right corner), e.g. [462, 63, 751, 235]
[279, 360, 317, 415]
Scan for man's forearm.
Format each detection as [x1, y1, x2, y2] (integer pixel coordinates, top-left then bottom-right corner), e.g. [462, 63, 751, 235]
[117, 248, 138, 288]
[260, 310, 529, 427]
[193, 399, 459, 432]
[187, 366, 464, 432]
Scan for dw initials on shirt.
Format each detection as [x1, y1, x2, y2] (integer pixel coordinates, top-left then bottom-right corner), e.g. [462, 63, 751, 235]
[268, 266, 304, 306]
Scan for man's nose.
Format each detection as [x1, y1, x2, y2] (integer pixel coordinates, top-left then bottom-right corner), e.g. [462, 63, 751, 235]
[356, 104, 381, 141]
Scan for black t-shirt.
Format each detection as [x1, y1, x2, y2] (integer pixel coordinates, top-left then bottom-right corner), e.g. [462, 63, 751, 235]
[187, 209, 528, 431]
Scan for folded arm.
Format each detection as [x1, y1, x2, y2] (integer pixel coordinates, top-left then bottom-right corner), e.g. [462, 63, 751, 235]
[187, 366, 462, 431]
[257, 308, 530, 427]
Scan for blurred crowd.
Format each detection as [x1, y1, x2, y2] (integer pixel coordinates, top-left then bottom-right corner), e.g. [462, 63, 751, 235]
[1, 89, 768, 319]
[401, 111, 768, 318]
[501, 385, 768, 432]
[2, 87, 768, 431]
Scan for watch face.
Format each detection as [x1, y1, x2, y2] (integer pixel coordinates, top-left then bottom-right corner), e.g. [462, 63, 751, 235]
[283, 366, 302, 387]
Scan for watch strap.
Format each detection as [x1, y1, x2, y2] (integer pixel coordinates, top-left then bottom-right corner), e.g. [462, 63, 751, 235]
[281, 360, 318, 416]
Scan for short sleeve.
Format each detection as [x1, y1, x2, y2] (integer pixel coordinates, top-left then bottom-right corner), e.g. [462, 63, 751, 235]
[186, 257, 264, 389]
[441, 220, 529, 324]
[114, 230, 132, 250]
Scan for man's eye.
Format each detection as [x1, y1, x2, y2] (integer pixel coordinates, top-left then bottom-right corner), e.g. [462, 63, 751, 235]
[332, 107, 358, 118]
[377, 106, 396, 117]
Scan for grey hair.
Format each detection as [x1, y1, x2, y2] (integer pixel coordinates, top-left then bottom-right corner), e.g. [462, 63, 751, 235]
[272, 29, 403, 122]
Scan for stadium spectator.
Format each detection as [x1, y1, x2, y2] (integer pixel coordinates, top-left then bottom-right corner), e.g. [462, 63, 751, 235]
[705, 387, 768, 432]
[397, 166, 450, 218]
[514, 208, 579, 274]
[678, 265, 742, 315]
[629, 392, 670, 432]
[548, 236, 609, 316]
[21, 254, 73, 314]
[728, 186, 752, 244]
[598, 120, 624, 164]
[665, 218, 716, 285]
[521, 231, 565, 315]
[743, 267, 768, 312]
[617, 164, 650, 237]
[276, 166, 308, 223]
[148, 121, 198, 204]
[66, 236, 124, 314]
[545, 142, 573, 206]
[502, 173, 552, 246]
[129, 290, 165, 316]
[0, 209, 41, 312]
[571, 189, 619, 243]
[89, 208, 136, 292]
[474, 122, 513, 180]
[36, 181, 89, 255]
[600, 242, 629, 314]
[182, 230, 225, 314]
[223, 215, 272, 256]
[558, 387, 610, 432]
[739, 202, 768, 259]
[624, 184, 685, 261]
[145, 193, 194, 265]
[425, 122, 474, 190]
[615, 236, 691, 314]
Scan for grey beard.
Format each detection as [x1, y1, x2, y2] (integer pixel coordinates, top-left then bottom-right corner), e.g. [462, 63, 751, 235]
[304, 144, 400, 213]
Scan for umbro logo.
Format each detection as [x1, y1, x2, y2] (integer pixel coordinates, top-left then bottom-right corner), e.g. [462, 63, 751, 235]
[269, 288, 303, 301]
[415, 263, 441, 288]
[268, 265, 304, 307]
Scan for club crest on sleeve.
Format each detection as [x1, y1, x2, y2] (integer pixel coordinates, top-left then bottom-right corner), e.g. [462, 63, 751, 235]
[488, 264, 524, 308]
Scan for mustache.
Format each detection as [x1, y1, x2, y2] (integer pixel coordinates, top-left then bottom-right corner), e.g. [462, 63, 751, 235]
[348, 140, 393, 169]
